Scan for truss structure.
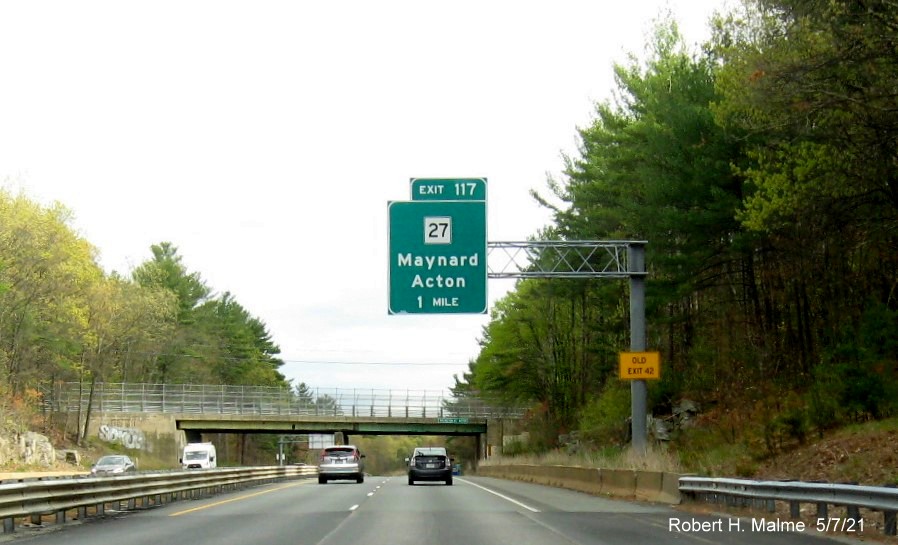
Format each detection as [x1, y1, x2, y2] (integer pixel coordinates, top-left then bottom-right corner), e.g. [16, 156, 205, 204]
[487, 240, 647, 279]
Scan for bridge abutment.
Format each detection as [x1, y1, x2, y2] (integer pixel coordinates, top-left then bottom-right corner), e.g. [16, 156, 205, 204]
[83, 413, 186, 466]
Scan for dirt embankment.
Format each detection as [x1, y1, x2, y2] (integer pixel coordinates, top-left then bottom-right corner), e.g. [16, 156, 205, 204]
[753, 422, 898, 485]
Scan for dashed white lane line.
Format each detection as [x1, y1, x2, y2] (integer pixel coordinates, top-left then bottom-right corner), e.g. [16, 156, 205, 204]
[458, 478, 540, 513]
[349, 477, 390, 510]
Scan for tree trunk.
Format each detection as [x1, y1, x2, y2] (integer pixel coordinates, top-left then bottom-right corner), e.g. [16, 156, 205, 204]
[79, 374, 98, 447]
[76, 353, 85, 444]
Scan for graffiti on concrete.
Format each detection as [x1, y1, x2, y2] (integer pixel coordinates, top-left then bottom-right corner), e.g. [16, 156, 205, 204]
[99, 425, 145, 450]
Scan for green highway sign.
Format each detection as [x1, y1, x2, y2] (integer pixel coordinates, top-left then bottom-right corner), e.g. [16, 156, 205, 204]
[437, 417, 470, 424]
[410, 178, 487, 202]
[388, 200, 487, 314]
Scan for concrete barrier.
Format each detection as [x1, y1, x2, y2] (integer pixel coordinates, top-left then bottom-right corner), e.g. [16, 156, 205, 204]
[658, 471, 681, 504]
[543, 465, 602, 495]
[635, 470, 663, 502]
[602, 468, 637, 498]
[476, 464, 681, 504]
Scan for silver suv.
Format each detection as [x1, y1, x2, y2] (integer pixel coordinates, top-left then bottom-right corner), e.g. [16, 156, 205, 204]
[318, 445, 365, 484]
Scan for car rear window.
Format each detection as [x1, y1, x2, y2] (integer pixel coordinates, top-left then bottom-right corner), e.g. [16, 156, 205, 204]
[325, 447, 355, 455]
[415, 448, 446, 456]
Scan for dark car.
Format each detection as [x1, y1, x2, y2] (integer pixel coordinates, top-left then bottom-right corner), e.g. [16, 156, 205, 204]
[90, 455, 136, 476]
[407, 447, 453, 485]
[318, 445, 365, 484]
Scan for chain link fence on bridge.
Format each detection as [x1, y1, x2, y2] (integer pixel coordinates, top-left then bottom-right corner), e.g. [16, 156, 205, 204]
[44, 382, 528, 419]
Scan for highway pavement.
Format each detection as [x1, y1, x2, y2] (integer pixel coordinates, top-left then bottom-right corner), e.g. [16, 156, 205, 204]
[3, 475, 862, 545]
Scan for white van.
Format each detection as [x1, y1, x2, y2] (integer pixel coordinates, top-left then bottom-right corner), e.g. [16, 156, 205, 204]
[181, 442, 217, 469]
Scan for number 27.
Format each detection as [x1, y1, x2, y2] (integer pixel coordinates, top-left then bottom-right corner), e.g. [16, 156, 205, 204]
[428, 222, 449, 238]
[424, 216, 452, 244]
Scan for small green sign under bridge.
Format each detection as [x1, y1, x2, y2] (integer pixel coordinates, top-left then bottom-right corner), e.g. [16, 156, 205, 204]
[437, 417, 469, 424]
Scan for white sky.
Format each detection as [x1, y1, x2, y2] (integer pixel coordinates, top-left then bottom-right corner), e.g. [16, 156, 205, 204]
[1, 0, 730, 394]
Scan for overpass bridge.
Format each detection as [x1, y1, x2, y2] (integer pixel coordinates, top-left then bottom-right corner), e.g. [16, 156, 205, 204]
[45, 382, 526, 461]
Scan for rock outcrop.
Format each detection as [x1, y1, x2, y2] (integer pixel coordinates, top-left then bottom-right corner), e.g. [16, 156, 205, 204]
[0, 431, 57, 467]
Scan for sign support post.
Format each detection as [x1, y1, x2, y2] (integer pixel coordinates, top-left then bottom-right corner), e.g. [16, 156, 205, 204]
[486, 240, 655, 453]
[629, 243, 647, 452]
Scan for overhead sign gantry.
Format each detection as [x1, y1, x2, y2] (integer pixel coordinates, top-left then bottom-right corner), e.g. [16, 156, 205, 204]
[387, 177, 654, 451]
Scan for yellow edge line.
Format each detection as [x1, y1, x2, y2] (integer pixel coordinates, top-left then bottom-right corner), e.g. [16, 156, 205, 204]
[169, 480, 310, 517]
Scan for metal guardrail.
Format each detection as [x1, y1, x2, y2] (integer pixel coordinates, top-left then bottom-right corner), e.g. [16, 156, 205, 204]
[44, 383, 527, 419]
[0, 465, 316, 533]
[680, 476, 898, 536]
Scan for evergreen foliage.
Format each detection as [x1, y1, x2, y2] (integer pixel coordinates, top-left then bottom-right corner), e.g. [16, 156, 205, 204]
[458, 2, 898, 451]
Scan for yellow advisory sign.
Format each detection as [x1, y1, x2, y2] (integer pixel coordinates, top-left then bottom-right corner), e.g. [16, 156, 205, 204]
[619, 352, 661, 380]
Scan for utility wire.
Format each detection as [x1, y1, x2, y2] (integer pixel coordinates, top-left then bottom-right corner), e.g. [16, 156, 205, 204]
[117, 350, 471, 366]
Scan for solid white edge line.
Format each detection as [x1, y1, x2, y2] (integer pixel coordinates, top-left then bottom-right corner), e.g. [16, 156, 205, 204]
[458, 478, 540, 513]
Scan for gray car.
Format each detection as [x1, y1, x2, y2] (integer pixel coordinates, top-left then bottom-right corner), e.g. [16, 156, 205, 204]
[317, 445, 365, 484]
[90, 455, 136, 476]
